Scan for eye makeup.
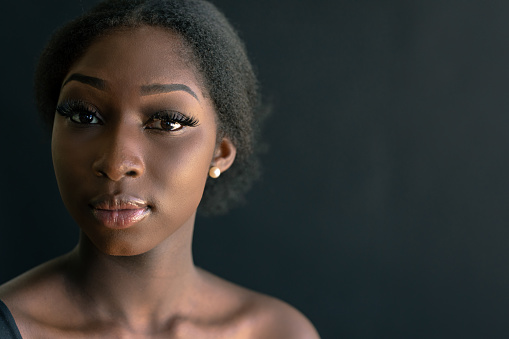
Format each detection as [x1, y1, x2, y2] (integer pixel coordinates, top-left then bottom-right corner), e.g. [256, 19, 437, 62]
[56, 99, 102, 125]
[145, 110, 199, 132]
[55, 99, 199, 132]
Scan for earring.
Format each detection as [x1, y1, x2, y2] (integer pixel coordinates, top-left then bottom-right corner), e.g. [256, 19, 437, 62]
[209, 166, 221, 178]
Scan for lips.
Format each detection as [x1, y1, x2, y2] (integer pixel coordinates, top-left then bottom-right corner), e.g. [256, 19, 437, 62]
[89, 195, 151, 229]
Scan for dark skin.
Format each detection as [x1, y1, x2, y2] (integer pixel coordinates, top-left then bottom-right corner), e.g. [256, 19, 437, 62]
[0, 26, 320, 338]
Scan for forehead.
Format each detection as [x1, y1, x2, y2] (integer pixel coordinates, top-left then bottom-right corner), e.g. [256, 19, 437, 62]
[66, 26, 205, 96]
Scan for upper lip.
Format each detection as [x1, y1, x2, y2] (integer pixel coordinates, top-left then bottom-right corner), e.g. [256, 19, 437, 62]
[89, 194, 149, 210]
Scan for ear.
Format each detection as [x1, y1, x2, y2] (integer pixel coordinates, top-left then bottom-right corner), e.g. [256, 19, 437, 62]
[212, 137, 236, 173]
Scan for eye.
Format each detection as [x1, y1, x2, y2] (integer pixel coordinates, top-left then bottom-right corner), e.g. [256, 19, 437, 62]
[56, 100, 102, 125]
[69, 112, 100, 124]
[146, 117, 183, 131]
[145, 111, 199, 132]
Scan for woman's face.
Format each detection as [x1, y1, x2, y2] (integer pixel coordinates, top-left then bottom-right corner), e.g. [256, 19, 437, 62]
[51, 26, 233, 256]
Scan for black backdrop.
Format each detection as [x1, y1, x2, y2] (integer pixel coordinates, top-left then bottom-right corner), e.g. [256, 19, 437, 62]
[2, 1, 509, 338]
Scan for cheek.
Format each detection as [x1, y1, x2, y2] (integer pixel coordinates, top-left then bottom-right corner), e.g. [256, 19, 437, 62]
[146, 129, 216, 215]
[51, 121, 96, 201]
[51, 122, 83, 205]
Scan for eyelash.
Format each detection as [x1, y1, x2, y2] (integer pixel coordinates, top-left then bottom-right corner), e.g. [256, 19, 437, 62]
[56, 100, 101, 125]
[55, 100, 199, 132]
[146, 111, 199, 132]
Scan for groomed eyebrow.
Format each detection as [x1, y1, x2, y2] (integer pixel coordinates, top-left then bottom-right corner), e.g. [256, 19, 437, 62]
[62, 73, 107, 91]
[140, 83, 199, 101]
[61, 73, 199, 101]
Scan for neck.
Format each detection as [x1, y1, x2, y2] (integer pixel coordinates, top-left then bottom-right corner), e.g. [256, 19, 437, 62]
[66, 216, 199, 329]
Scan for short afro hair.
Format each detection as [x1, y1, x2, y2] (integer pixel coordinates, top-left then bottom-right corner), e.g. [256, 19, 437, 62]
[35, 0, 265, 215]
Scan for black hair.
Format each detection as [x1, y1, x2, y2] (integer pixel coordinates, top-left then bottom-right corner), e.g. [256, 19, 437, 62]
[35, 0, 265, 215]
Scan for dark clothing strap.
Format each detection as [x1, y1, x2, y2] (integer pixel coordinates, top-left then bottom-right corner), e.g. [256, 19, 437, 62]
[0, 300, 22, 339]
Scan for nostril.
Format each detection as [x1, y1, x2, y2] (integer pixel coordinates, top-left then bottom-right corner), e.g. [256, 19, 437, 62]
[126, 170, 138, 177]
[95, 170, 106, 177]
[92, 155, 144, 180]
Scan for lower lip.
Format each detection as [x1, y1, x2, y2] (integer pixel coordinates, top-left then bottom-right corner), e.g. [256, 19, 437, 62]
[92, 208, 150, 229]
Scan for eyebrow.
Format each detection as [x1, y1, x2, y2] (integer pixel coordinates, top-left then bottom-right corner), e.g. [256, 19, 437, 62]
[62, 73, 107, 91]
[140, 83, 199, 101]
[61, 73, 199, 102]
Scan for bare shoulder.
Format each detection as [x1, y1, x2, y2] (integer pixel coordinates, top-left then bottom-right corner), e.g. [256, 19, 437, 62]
[197, 269, 320, 339]
[0, 255, 71, 326]
[253, 295, 320, 339]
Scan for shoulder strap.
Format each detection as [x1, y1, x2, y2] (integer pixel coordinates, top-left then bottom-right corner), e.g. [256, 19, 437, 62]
[0, 300, 23, 339]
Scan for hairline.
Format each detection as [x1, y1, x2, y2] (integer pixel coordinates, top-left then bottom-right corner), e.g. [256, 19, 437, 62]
[59, 23, 225, 143]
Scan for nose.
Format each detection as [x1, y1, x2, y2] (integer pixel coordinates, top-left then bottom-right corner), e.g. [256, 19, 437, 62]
[92, 126, 145, 181]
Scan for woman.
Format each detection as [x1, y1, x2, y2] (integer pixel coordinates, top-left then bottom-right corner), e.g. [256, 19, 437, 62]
[0, 0, 320, 338]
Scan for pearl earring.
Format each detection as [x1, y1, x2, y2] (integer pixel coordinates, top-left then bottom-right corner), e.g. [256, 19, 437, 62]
[209, 166, 221, 178]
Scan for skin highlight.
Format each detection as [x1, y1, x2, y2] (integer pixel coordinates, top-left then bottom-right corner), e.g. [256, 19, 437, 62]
[0, 26, 319, 338]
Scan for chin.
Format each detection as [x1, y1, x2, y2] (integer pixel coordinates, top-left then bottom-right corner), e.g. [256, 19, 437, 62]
[94, 238, 152, 257]
[81, 228, 159, 257]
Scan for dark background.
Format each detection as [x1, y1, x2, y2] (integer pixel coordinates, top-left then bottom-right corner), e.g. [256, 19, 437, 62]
[2, 1, 509, 338]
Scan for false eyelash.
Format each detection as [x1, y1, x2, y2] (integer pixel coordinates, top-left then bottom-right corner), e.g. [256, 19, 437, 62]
[149, 110, 199, 128]
[55, 101, 198, 129]
[55, 99, 99, 118]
